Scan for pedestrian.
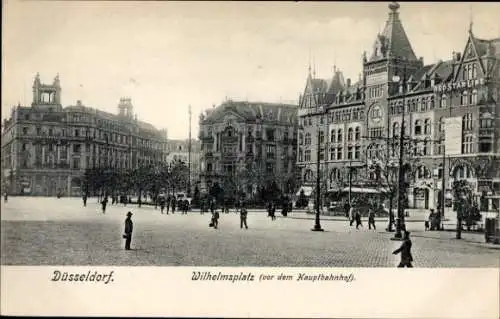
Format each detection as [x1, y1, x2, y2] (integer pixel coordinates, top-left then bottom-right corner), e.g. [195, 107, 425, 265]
[101, 196, 108, 214]
[166, 197, 170, 213]
[210, 199, 216, 214]
[123, 211, 133, 250]
[184, 199, 189, 214]
[171, 198, 176, 214]
[349, 204, 355, 226]
[344, 200, 350, 218]
[210, 209, 220, 229]
[240, 203, 248, 229]
[160, 197, 166, 214]
[82, 194, 87, 207]
[3, 192, 8, 203]
[355, 209, 363, 229]
[368, 209, 376, 230]
[392, 231, 413, 268]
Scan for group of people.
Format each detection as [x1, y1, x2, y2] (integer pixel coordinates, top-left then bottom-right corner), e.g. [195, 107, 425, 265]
[346, 201, 377, 230]
[208, 200, 248, 230]
[158, 196, 190, 215]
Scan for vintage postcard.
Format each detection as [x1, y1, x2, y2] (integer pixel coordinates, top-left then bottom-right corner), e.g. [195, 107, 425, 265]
[1, 0, 499, 317]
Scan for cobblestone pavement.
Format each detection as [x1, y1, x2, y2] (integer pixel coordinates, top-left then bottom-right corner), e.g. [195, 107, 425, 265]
[1, 197, 499, 267]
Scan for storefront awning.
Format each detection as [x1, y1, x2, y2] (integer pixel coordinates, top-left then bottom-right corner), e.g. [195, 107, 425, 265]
[296, 186, 314, 197]
[341, 187, 390, 194]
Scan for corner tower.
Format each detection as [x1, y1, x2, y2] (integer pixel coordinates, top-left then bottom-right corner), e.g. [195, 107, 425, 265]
[363, 2, 423, 137]
[32, 73, 62, 110]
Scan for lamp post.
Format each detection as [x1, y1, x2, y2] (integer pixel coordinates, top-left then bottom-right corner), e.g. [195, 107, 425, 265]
[392, 66, 407, 239]
[312, 111, 324, 232]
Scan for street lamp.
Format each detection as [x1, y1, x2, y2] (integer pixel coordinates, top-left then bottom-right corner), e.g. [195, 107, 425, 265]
[312, 111, 324, 232]
[392, 68, 407, 239]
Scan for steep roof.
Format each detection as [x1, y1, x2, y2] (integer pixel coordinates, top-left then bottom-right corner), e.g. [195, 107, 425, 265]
[370, 2, 417, 62]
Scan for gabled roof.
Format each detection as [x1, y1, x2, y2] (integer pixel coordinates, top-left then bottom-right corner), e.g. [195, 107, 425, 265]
[369, 2, 417, 62]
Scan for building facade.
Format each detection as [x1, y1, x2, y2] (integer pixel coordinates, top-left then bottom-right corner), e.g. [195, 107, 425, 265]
[1, 74, 169, 196]
[165, 138, 202, 186]
[297, 2, 500, 209]
[198, 100, 298, 199]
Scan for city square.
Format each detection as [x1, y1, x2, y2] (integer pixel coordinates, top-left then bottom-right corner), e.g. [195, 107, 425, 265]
[1, 197, 498, 267]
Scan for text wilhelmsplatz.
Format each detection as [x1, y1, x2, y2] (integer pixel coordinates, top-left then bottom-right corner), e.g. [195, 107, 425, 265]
[192, 271, 355, 283]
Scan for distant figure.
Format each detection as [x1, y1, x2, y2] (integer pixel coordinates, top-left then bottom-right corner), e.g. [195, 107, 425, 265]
[349, 205, 356, 226]
[123, 211, 133, 250]
[210, 199, 216, 214]
[4, 192, 8, 203]
[425, 209, 432, 231]
[210, 210, 220, 229]
[368, 209, 376, 230]
[101, 197, 108, 214]
[393, 231, 413, 268]
[82, 194, 87, 207]
[171, 198, 176, 214]
[166, 197, 170, 213]
[355, 210, 363, 229]
[240, 204, 248, 229]
[159, 196, 166, 214]
[344, 201, 350, 218]
[183, 199, 189, 214]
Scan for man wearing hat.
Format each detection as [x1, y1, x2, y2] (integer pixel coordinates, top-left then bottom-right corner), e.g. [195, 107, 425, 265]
[392, 231, 413, 268]
[124, 212, 133, 250]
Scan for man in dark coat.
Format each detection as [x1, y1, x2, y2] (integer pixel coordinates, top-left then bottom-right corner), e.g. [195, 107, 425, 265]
[240, 203, 248, 229]
[124, 211, 133, 250]
[368, 209, 376, 230]
[171, 198, 176, 214]
[393, 231, 413, 268]
[101, 196, 108, 214]
[82, 194, 87, 207]
[355, 210, 362, 229]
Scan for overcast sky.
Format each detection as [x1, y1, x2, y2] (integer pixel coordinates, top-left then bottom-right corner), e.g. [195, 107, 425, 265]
[2, 1, 499, 139]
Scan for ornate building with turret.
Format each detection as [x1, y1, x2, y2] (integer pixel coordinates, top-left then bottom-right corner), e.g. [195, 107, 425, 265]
[1, 74, 169, 196]
[198, 100, 298, 201]
[297, 2, 500, 209]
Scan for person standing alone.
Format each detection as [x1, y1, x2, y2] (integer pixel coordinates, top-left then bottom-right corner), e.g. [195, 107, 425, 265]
[368, 209, 376, 230]
[393, 231, 413, 268]
[240, 203, 248, 229]
[123, 211, 133, 250]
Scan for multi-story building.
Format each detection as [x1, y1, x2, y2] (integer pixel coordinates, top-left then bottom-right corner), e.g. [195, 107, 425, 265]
[165, 138, 202, 185]
[297, 2, 500, 209]
[1, 74, 169, 196]
[198, 100, 298, 198]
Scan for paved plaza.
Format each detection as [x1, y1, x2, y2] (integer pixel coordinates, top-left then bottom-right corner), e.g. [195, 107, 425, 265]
[1, 197, 499, 267]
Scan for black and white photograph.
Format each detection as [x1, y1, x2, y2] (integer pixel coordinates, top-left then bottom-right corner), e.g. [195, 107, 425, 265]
[1, 0, 499, 317]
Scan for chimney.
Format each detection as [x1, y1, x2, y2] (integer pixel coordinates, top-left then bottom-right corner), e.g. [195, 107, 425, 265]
[455, 52, 461, 61]
[76, 100, 82, 106]
[346, 78, 351, 87]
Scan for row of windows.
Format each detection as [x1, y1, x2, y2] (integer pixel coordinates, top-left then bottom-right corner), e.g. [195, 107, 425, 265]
[389, 90, 479, 115]
[20, 126, 166, 150]
[299, 145, 362, 162]
[368, 85, 384, 99]
[300, 126, 362, 145]
[301, 108, 365, 127]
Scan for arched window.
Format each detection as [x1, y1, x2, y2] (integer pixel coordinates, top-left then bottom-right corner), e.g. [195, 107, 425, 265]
[392, 122, 400, 137]
[427, 97, 434, 110]
[468, 64, 473, 80]
[471, 90, 478, 105]
[305, 133, 311, 145]
[440, 94, 447, 108]
[472, 64, 477, 79]
[337, 129, 342, 142]
[355, 127, 361, 140]
[347, 128, 353, 141]
[330, 130, 336, 143]
[414, 120, 422, 135]
[424, 119, 431, 135]
[461, 91, 468, 106]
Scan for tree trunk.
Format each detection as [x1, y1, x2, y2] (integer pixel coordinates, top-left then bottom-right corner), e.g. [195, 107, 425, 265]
[387, 193, 394, 232]
[456, 217, 462, 239]
[138, 189, 142, 208]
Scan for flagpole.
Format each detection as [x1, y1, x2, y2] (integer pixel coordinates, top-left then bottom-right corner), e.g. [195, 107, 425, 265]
[188, 104, 192, 197]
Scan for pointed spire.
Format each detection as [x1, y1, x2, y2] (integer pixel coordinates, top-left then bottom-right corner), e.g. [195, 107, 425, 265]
[312, 54, 316, 78]
[468, 3, 474, 34]
[370, 2, 417, 62]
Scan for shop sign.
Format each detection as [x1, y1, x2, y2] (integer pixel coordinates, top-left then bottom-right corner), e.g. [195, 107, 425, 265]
[432, 78, 485, 93]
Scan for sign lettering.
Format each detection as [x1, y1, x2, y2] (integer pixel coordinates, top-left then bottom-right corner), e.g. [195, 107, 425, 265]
[432, 78, 485, 93]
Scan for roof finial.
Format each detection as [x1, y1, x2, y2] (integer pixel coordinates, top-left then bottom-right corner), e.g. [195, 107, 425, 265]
[389, 2, 400, 13]
[308, 47, 312, 76]
[468, 3, 473, 34]
[312, 54, 316, 78]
